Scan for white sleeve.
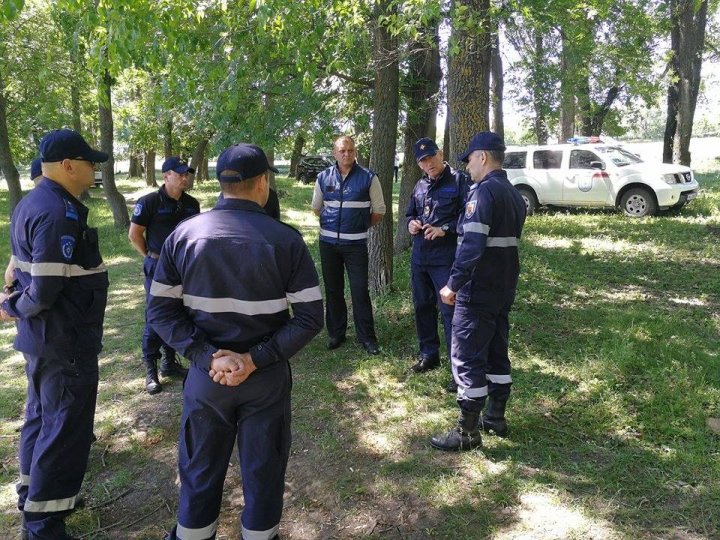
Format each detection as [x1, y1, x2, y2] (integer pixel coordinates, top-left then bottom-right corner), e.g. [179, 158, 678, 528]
[311, 179, 324, 211]
[369, 175, 386, 215]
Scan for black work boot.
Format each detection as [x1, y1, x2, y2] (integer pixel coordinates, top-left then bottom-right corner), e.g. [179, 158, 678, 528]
[481, 396, 509, 437]
[144, 359, 162, 395]
[160, 349, 188, 378]
[430, 410, 483, 451]
[411, 353, 440, 373]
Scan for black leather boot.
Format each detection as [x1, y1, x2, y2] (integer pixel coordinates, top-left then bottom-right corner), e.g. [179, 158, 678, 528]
[160, 349, 188, 377]
[430, 410, 483, 451]
[481, 396, 509, 437]
[144, 359, 162, 395]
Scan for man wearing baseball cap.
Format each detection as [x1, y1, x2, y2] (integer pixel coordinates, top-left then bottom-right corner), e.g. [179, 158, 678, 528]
[0, 129, 109, 538]
[431, 131, 527, 451]
[405, 137, 470, 386]
[147, 143, 323, 540]
[129, 156, 200, 394]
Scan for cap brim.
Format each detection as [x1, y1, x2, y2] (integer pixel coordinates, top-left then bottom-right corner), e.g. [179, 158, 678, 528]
[415, 150, 437, 161]
[173, 165, 194, 174]
[457, 149, 472, 163]
[87, 149, 109, 163]
[269, 165, 279, 173]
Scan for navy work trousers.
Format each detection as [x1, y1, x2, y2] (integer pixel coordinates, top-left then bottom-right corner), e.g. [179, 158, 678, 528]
[450, 300, 513, 413]
[167, 362, 292, 540]
[319, 241, 377, 344]
[411, 263, 454, 358]
[18, 354, 98, 539]
[143, 255, 176, 361]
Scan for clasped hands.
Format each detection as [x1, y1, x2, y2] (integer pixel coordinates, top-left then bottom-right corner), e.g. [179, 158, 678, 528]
[208, 349, 257, 386]
[408, 219, 445, 240]
[0, 292, 17, 322]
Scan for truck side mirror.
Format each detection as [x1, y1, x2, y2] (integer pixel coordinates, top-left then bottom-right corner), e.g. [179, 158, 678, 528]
[590, 161, 605, 170]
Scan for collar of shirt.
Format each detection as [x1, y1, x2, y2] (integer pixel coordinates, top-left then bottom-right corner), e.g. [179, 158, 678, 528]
[38, 177, 88, 214]
[215, 197, 266, 213]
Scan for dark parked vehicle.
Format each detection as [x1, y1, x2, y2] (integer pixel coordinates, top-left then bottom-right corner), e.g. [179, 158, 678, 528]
[297, 155, 332, 184]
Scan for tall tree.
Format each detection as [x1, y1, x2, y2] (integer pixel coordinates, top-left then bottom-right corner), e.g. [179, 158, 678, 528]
[663, 0, 709, 165]
[447, 0, 492, 168]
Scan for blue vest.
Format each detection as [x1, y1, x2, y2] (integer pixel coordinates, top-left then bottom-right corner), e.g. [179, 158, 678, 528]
[318, 163, 374, 245]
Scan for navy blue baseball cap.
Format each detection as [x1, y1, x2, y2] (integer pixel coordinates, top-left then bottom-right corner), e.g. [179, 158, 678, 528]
[30, 157, 42, 179]
[162, 156, 195, 174]
[458, 131, 506, 163]
[414, 137, 439, 161]
[39, 129, 109, 163]
[216, 143, 279, 183]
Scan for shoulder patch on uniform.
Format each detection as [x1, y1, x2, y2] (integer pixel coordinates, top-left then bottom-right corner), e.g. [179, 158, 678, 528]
[60, 235, 76, 261]
[133, 203, 143, 217]
[64, 200, 78, 221]
[465, 200, 477, 219]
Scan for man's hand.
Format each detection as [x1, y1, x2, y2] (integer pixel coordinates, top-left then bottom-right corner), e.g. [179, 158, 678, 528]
[408, 219, 423, 235]
[0, 293, 16, 321]
[439, 285, 456, 306]
[208, 349, 257, 386]
[423, 224, 446, 240]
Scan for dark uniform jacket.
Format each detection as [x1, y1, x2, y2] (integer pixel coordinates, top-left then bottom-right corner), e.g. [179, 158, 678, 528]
[317, 163, 374, 245]
[2, 178, 109, 359]
[131, 185, 200, 254]
[147, 198, 323, 371]
[448, 169, 527, 306]
[405, 164, 470, 266]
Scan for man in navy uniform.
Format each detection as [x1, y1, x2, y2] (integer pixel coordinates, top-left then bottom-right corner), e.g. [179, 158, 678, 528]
[148, 143, 323, 540]
[405, 138, 469, 386]
[128, 157, 200, 394]
[311, 135, 385, 355]
[431, 131, 526, 451]
[0, 129, 109, 539]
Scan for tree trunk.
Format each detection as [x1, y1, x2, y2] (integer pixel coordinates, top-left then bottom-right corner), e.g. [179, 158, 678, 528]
[490, 23, 504, 139]
[663, 82, 679, 163]
[289, 133, 305, 178]
[201, 157, 209, 183]
[189, 137, 210, 183]
[368, 1, 400, 293]
[129, 151, 142, 177]
[394, 24, 442, 255]
[559, 34, 575, 141]
[0, 69, 22, 215]
[666, 0, 708, 166]
[164, 119, 173, 158]
[144, 149, 157, 187]
[266, 146, 277, 191]
[71, 83, 82, 133]
[98, 71, 130, 229]
[447, 0, 492, 169]
[443, 101, 450, 155]
[532, 33, 549, 145]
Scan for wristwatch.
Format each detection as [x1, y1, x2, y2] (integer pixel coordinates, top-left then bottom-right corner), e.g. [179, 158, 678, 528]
[441, 224, 449, 232]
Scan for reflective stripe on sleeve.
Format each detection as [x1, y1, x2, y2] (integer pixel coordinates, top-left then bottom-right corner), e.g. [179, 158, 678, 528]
[242, 523, 280, 540]
[457, 385, 488, 399]
[14, 259, 107, 277]
[462, 222, 490, 235]
[17, 473, 30, 486]
[319, 229, 368, 240]
[183, 295, 289, 315]
[486, 373, 512, 384]
[286, 286, 322, 304]
[323, 200, 371, 208]
[177, 518, 219, 540]
[486, 237, 518, 247]
[150, 281, 184, 299]
[24, 494, 78, 513]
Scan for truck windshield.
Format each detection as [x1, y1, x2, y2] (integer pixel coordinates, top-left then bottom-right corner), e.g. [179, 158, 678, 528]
[595, 146, 643, 167]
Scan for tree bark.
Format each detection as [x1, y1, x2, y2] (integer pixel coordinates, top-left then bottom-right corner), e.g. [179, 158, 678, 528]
[447, 0, 492, 169]
[443, 101, 450, 155]
[368, 1, 400, 293]
[266, 146, 277, 191]
[71, 82, 82, 133]
[129, 151, 142, 177]
[490, 23, 504, 139]
[98, 71, 130, 229]
[532, 33, 549, 144]
[144, 149, 157, 187]
[394, 24, 441, 255]
[0, 68, 22, 215]
[189, 137, 210, 183]
[289, 133, 305, 178]
[163, 119, 173, 159]
[664, 0, 708, 166]
[559, 34, 575, 141]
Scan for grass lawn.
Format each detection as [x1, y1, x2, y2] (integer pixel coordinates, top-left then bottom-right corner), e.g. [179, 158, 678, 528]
[0, 165, 718, 539]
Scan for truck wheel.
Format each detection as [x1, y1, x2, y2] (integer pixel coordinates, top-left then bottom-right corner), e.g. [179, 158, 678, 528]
[517, 187, 537, 216]
[620, 188, 657, 217]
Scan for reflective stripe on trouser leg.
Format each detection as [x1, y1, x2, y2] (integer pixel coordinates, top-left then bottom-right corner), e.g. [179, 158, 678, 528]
[176, 369, 238, 540]
[451, 302, 499, 412]
[22, 355, 98, 539]
[486, 307, 513, 400]
[238, 375, 291, 540]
